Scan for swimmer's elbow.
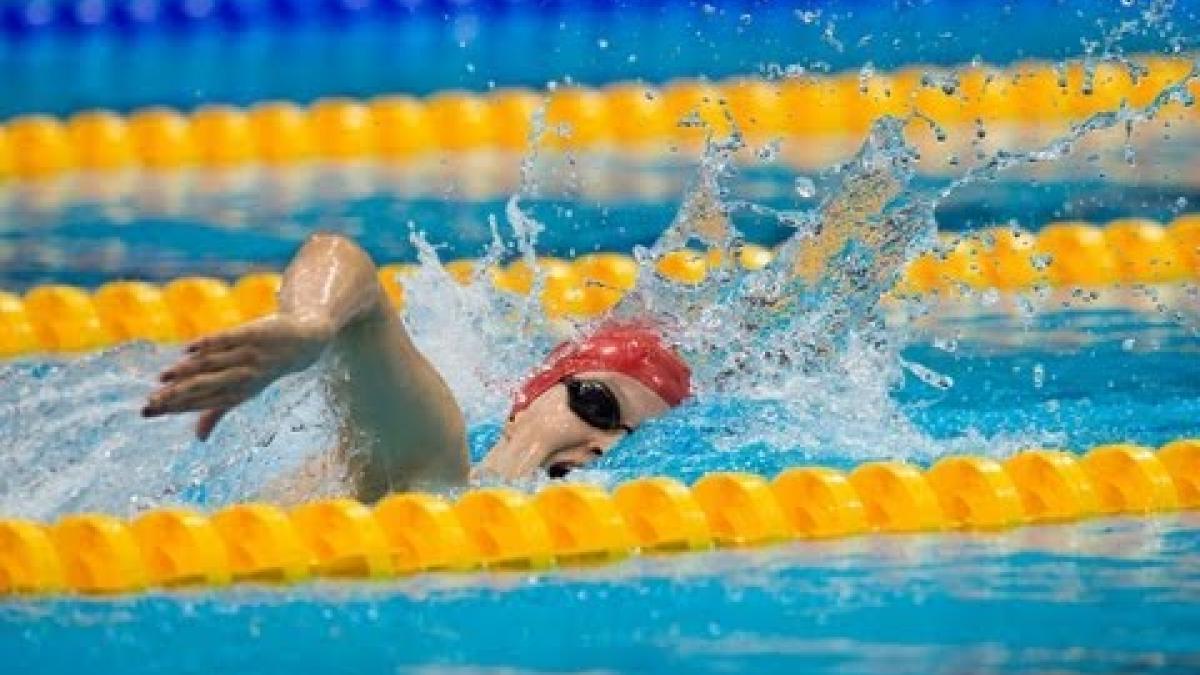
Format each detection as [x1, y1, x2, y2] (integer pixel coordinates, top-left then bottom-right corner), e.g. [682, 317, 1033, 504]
[281, 232, 389, 327]
[303, 232, 374, 266]
[306, 230, 355, 247]
[295, 232, 382, 293]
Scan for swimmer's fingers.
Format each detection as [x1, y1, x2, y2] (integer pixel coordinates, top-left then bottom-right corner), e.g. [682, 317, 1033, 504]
[196, 407, 230, 441]
[144, 386, 252, 418]
[143, 367, 259, 416]
[186, 313, 331, 357]
[186, 321, 271, 355]
[160, 347, 260, 383]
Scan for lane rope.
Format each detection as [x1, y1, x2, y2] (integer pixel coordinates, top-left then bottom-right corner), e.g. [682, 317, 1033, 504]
[1, 56, 1195, 181]
[1, 440, 1195, 595]
[1, 216, 1198, 357]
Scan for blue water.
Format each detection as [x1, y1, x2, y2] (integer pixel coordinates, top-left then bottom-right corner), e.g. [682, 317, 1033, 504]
[3, 172, 1198, 290]
[3, 0, 1195, 118]
[3, 0, 1200, 672]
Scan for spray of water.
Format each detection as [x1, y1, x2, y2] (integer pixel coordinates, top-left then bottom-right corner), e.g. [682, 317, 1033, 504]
[0, 21, 1195, 518]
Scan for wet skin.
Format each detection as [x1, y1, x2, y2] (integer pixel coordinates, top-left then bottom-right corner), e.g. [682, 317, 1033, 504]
[144, 234, 669, 500]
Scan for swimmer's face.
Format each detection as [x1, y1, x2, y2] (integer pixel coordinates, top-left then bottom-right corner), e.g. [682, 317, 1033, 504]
[474, 370, 671, 481]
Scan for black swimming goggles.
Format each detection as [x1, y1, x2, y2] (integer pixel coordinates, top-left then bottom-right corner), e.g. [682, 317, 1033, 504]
[563, 377, 634, 434]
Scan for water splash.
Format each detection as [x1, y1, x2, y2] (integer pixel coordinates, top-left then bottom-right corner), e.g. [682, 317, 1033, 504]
[942, 60, 1198, 199]
[0, 343, 334, 519]
[1, 44, 1197, 518]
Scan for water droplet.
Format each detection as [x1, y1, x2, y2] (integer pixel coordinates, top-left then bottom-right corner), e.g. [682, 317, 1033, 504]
[901, 358, 954, 390]
[757, 140, 781, 162]
[933, 337, 958, 353]
[1030, 253, 1054, 271]
[793, 176, 816, 198]
[794, 9, 820, 24]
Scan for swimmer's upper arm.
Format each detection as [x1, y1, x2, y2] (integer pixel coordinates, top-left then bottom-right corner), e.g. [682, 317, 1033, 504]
[284, 234, 470, 499]
[329, 309, 470, 500]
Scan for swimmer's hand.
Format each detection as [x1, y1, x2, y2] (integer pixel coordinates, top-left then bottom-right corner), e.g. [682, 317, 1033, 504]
[142, 311, 334, 440]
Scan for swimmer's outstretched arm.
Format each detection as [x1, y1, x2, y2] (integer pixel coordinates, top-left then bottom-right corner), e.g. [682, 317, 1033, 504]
[144, 233, 469, 499]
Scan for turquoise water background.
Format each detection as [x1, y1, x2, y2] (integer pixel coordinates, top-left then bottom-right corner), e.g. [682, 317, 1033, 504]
[2, 0, 1200, 672]
[2, 0, 1193, 118]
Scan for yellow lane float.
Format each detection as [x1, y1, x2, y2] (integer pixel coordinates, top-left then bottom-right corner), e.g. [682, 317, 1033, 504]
[2, 441, 1194, 596]
[2, 215, 1199, 358]
[0, 56, 1194, 181]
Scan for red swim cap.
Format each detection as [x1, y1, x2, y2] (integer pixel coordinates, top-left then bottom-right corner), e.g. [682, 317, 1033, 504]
[511, 323, 692, 416]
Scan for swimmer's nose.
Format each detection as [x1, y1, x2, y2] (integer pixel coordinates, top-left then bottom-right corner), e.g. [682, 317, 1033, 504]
[476, 430, 550, 480]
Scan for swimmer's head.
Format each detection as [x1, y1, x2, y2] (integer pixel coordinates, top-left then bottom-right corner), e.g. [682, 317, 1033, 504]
[475, 323, 691, 480]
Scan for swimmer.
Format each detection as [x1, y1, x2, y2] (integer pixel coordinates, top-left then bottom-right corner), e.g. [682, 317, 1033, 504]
[142, 234, 690, 501]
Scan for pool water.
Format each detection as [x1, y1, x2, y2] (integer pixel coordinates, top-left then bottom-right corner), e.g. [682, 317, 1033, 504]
[4, 122, 1200, 675]
[2, 0, 1187, 118]
[3, 0, 1200, 672]
[3, 169, 1199, 291]
[3, 86, 1200, 675]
